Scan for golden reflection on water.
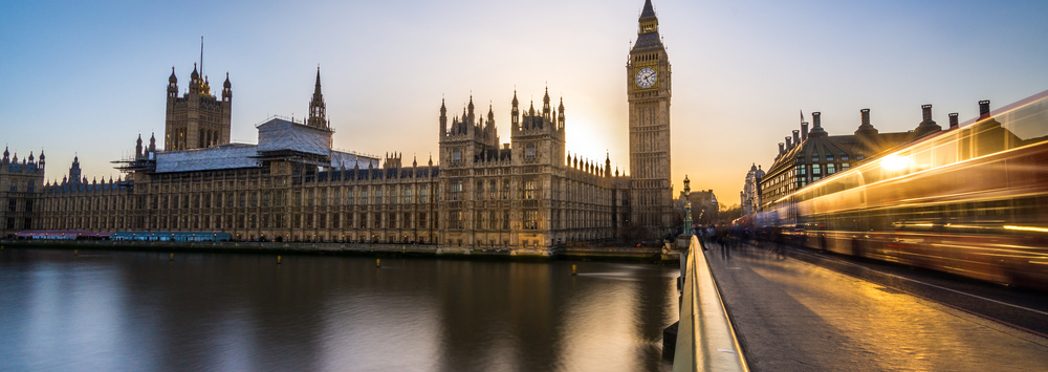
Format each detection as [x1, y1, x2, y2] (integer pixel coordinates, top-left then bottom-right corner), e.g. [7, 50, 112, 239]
[557, 280, 641, 370]
[0, 250, 678, 372]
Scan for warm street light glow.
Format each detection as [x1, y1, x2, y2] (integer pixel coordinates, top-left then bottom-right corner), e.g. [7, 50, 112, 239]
[1005, 225, 1048, 233]
[881, 154, 910, 171]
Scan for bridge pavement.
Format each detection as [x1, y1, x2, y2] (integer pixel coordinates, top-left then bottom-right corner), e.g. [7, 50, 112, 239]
[704, 241, 1048, 372]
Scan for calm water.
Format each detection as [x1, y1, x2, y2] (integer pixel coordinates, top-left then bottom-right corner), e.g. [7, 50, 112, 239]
[0, 248, 678, 371]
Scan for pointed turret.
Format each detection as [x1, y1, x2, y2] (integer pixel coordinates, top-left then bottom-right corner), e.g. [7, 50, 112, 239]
[486, 103, 496, 144]
[167, 67, 178, 98]
[149, 133, 156, 152]
[307, 67, 329, 129]
[542, 86, 551, 120]
[136, 134, 143, 158]
[69, 155, 82, 184]
[467, 94, 475, 125]
[222, 72, 232, 102]
[189, 63, 201, 94]
[558, 97, 565, 128]
[439, 98, 448, 135]
[511, 90, 520, 129]
[2, 146, 8, 163]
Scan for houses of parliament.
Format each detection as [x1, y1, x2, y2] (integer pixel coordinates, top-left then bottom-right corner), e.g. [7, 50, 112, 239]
[0, 0, 675, 254]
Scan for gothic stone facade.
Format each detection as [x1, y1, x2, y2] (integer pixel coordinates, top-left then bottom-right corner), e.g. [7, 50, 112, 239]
[165, 64, 232, 151]
[17, 0, 675, 250]
[33, 69, 629, 254]
[438, 90, 626, 253]
[0, 149, 44, 237]
[627, 0, 673, 232]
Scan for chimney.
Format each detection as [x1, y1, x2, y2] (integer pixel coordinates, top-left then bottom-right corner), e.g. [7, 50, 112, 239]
[855, 108, 878, 136]
[809, 112, 828, 138]
[979, 100, 991, 119]
[793, 130, 800, 145]
[949, 113, 959, 129]
[778, 142, 785, 155]
[915, 104, 941, 137]
[786, 136, 793, 149]
[801, 122, 809, 140]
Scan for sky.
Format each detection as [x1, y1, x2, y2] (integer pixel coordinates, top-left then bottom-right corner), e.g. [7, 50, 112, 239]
[2, 0, 1047, 204]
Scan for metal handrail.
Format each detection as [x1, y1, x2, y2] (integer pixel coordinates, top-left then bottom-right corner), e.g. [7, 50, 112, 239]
[673, 236, 749, 372]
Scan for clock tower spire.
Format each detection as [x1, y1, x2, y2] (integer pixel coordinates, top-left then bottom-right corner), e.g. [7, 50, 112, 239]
[627, 0, 672, 235]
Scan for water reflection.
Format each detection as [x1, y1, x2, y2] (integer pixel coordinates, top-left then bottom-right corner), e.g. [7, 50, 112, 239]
[0, 249, 677, 371]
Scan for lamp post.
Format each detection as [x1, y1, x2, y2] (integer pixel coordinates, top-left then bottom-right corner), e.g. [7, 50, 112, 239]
[682, 175, 693, 236]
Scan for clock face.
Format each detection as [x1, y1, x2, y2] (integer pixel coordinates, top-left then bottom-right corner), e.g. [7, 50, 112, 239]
[636, 67, 656, 89]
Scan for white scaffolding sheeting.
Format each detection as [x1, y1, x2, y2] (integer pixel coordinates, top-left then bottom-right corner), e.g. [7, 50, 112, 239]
[258, 118, 332, 156]
[331, 151, 378, 169]
[155, 145, 260, 173]
[152, 118, 379, 173]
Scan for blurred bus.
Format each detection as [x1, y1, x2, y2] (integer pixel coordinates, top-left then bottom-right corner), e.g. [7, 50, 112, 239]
[757, 90, 1048, 291]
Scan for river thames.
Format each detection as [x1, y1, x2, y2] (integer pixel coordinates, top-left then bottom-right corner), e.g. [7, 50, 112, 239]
[0, 248, 678, 371]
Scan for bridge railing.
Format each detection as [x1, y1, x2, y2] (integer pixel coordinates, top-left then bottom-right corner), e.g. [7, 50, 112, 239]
[673, 235, 749, 372]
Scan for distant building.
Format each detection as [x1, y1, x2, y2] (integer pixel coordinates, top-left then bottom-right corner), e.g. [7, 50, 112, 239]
[685, 189, 718, 225]
[165, 64, 232, 151]
[740, 163, 764, 216]
[30, 60, 639, 253]
[0, 148, 44, 237]
[10, 0, 680, 249]
[760, 106, 955, 210]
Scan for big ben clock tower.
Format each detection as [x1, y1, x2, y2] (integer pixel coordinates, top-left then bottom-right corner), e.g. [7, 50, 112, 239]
[628, 0, 673, 233]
